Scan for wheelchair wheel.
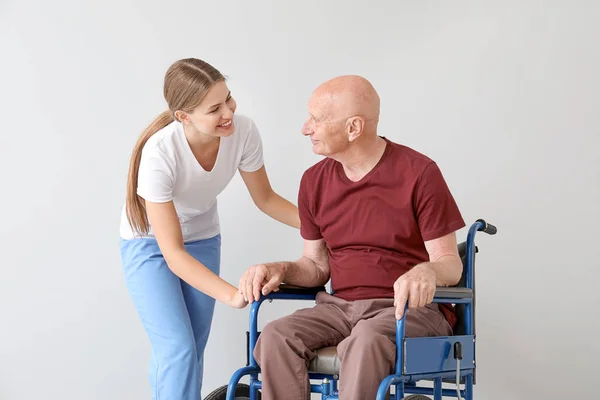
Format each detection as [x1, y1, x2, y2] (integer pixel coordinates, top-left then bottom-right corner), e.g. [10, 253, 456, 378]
[204, 383, 261, 400]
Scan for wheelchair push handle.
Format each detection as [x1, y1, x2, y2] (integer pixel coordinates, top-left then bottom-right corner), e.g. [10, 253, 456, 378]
[476, 219, 497, 235]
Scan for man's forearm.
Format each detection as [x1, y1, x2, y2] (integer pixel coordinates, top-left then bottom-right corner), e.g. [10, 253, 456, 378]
[281, 256, 329, 287]
[422, 255, 463, 287]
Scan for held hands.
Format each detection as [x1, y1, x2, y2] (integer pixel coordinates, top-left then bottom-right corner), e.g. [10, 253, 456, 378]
[238, 262, 286, 304]
[393, 264, 437, 320]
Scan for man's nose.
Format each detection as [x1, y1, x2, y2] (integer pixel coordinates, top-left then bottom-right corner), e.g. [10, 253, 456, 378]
[301, 120, 312, 136]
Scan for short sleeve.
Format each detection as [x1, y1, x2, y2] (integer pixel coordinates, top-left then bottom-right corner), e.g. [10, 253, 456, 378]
[136, 148, 174, 203]
[238, 119, 264, 172]
[298, 172, 322, 240]
[414, 162, 465, 242]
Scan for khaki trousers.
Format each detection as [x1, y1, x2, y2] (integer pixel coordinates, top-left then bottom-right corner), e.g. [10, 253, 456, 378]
[253, 292, 452, 400]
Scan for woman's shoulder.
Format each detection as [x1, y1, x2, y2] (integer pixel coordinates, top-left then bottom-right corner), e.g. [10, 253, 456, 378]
[227, 114, 261, 151]
[233, 113, 258, 135]
[142, 120, 181, 156]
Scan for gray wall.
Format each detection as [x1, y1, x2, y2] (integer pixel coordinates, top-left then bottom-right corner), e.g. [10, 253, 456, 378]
[1, 0, 598, 399]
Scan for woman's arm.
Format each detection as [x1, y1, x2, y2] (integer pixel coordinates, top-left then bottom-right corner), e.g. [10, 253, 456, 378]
[239, 166, 301, 229]
[145, 200, 247, 308]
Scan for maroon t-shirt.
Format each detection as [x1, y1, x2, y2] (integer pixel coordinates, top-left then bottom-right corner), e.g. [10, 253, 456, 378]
[298, 138, 465, 325]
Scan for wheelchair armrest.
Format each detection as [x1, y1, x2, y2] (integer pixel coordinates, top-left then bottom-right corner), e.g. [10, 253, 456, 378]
[259, 284, 327, 302]
[433, 286, 473, 301]
[276, 283, 327, 295]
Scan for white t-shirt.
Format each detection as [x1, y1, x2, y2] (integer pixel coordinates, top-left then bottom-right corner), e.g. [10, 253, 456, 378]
[119, 114, 264, 242]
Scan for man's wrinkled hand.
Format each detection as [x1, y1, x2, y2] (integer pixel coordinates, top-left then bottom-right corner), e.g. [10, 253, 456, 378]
[239, 263, 285, 303]
[393, 264, 437, 319]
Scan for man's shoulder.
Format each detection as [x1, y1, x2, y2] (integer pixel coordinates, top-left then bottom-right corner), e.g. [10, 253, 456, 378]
[384, 137, 438, 177]
[385, 137, 434, 163]
[301, 157, 337, 183]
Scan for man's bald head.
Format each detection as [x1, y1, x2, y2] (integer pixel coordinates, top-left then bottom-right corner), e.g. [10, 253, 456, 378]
[302, 75, 382, 158]
[310, 75, 380, 125]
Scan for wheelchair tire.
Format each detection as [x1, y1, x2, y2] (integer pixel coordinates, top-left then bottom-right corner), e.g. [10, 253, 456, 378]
[204, 383, 261, 400]
[402, 396, 431, 400]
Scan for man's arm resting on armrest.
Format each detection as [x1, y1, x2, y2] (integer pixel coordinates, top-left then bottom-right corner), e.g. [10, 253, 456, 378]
[239, 238, 330, 303]
[394, 231, 463, 319]
[422, 231, 463, 287]
[280, 238, 330, 287]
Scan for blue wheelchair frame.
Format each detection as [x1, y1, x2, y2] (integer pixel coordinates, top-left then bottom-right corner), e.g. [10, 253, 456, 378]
[226, 219, 496, 400]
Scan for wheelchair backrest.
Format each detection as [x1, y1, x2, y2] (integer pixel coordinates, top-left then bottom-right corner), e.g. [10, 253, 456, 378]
[453, 241, 478, 335]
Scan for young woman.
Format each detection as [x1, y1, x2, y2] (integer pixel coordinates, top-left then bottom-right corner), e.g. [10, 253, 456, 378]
[119, 58, 300, 399]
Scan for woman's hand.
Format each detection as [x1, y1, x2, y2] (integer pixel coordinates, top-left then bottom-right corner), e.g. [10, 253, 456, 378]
[227, 289, 249, 309]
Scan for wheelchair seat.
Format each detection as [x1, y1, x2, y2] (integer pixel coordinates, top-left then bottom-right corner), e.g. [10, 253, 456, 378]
[308, 346, 340, 375]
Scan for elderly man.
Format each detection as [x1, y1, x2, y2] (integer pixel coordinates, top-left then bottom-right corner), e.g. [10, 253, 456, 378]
[238, 75, 466, 400]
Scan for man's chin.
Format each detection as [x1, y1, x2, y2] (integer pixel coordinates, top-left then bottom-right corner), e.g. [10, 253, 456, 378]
[312, 143, 324, 156]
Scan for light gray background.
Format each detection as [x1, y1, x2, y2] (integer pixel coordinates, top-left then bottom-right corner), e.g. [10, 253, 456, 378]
[1, 1, 598, 399]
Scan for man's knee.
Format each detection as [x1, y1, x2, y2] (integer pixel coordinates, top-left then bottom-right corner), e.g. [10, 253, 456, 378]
[253, 317, 293, 364]
[338, 321, 395, 362]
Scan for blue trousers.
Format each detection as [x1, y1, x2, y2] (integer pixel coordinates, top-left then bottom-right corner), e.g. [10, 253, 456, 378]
[120, 234, 221, 400]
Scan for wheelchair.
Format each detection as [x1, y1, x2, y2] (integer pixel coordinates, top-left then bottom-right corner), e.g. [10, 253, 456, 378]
[205, 219, 496, 400]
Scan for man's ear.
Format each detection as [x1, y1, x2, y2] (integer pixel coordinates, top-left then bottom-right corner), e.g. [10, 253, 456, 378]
[174, 110, 190, 124]
[346, 117, 364, 142]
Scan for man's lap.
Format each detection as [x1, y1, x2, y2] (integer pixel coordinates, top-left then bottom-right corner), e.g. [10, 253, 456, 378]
[255, 291, 451, 364]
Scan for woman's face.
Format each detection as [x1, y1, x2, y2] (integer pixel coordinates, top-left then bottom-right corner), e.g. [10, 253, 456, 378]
[179, 80, 238, 137]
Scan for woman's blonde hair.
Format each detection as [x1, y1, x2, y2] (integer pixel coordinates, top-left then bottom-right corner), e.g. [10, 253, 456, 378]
[125, 58, 224, 235]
